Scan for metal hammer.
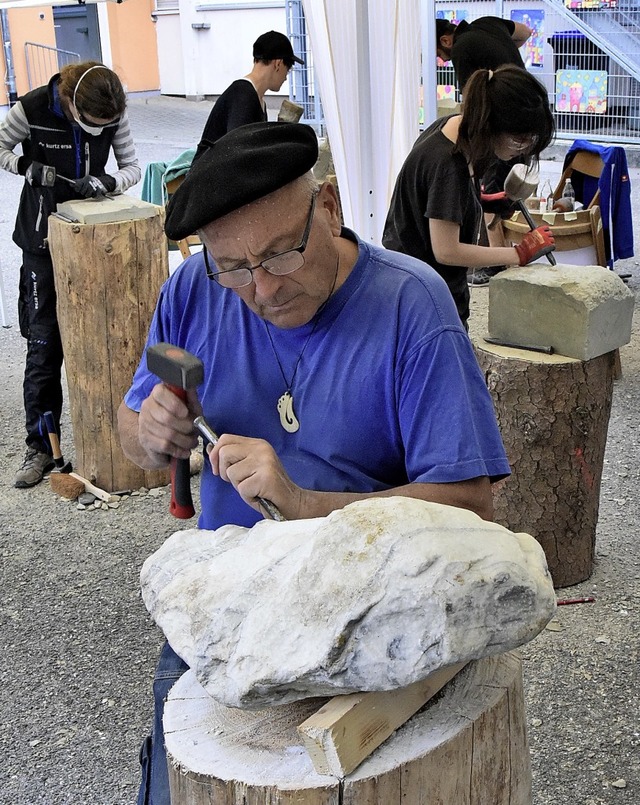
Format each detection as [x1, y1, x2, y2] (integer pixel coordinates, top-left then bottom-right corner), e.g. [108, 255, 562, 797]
[504, 165, 556, 266]
[482, 164, 556, 265]
[37, 165, 75, 188]
[146, 343, 204, 519]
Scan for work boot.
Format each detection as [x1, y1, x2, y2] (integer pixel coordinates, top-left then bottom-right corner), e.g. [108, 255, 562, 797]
[468, 266, 506, 286]
[14, 447, 55, 488]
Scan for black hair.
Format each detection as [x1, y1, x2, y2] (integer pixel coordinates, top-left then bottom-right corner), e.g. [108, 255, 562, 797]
[458, 65, 555, 177]
[436, 18, 456, 44]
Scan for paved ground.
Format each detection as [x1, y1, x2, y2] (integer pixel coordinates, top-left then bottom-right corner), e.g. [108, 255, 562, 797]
[0, 95, 638, 804]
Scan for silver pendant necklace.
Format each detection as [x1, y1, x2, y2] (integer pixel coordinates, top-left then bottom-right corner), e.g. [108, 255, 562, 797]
[265, 255, 340, 433]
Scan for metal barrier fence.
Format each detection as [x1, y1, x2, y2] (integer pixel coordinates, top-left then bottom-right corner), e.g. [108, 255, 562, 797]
[286, 0, 324, 135]
[287, 0, 640, 145]
[435, 0, 640, 145]
[25, 42, 80, 90]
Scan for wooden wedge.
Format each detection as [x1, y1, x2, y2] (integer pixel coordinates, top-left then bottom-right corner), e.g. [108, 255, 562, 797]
[297, 661, 467, 778]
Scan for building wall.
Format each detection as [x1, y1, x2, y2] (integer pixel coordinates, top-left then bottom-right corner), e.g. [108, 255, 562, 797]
[0, 0, 159, 107]
[6, 7, 57, 100]
[153, 2, 291, 99]
[107, 0, 159, 93]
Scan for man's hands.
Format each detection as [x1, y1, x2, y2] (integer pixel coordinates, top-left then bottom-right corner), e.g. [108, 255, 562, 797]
[207, 434, 302, 520]
[137, 384, 202, 467]
[514, 226, 556, 266]
[72, 174, 115, 198]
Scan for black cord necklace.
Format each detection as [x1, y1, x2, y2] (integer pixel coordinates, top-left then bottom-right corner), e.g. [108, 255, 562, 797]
[264, 254, 340, 433]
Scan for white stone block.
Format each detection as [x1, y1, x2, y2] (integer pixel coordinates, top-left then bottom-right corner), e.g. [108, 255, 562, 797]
[140, 497, 556, 708]
[488, 264, 634, 361]
[55, 194, 160, 224]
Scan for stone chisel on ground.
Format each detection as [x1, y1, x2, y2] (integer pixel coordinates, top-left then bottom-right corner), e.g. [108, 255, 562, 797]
[146, 343, 204, 519]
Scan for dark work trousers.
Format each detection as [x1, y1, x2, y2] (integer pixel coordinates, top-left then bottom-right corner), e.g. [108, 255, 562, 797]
[137, 641, 189, 805]
[18, 250, 64, 452]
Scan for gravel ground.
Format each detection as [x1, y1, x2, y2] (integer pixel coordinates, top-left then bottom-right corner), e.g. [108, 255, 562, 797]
[0, 97, 638, 804]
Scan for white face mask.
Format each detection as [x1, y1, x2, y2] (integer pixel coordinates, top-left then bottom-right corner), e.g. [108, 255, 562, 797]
[72, 65, 110, 136]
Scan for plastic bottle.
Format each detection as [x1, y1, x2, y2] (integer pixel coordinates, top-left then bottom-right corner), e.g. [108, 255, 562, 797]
[562, 178, 576, 211]
[540, 180, 554, 212]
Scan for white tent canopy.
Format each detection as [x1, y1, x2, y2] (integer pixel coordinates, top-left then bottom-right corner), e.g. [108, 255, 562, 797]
[301, 0, 421, 245]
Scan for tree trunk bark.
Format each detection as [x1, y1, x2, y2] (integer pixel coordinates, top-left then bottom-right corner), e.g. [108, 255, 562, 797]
[164, 652, 531, 805]
[49, 211, 170, 493]
[474, 340, 615, 588]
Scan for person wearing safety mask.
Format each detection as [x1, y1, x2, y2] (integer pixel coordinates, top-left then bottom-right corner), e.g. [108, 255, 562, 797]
[383, 65, 555, 326]
[0, 61, 141, 488]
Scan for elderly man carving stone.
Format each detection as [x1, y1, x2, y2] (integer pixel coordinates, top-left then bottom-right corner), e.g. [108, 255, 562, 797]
[118, 122, 512, 805]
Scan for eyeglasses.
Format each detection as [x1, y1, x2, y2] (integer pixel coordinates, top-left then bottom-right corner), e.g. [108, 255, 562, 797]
[74, 102, 119, 127]
[204, 191, 318, 288]
[502, 134, 538, 153]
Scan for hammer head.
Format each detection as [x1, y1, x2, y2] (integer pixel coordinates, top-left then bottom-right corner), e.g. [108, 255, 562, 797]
[503, 164, 539, 202]
[146, 343, 204, 390]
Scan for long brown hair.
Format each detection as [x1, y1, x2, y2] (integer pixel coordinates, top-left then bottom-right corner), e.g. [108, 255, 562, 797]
[457, 65, 555, 178]
[58, 61, 126, 120]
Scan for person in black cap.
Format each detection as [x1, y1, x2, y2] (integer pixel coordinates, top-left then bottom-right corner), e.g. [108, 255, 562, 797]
[118, 121, 511, 805]
[193, 30, 304, 162]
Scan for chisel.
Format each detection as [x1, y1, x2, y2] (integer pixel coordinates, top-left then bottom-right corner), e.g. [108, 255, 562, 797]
[194, 416, 285, 521]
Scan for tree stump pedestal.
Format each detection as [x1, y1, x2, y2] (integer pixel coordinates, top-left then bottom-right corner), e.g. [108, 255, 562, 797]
[48, 207, 170, 492]
[474, 338, 616, 588]
[164, 652, 531, 804]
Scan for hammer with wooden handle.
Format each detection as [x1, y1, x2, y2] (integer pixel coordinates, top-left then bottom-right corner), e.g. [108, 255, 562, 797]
[482, 164, 557, 266]
[43, 410, 73, 473]
[146, 343, 204, 519]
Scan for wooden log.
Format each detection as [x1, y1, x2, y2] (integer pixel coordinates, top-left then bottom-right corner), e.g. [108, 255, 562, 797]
[164, 652, 531, 804]
[474, 338, 615, 588]
[48, 209, 170, 493]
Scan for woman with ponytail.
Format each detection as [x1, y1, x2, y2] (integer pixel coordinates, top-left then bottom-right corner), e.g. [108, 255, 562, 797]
[383, 65, 555, 327]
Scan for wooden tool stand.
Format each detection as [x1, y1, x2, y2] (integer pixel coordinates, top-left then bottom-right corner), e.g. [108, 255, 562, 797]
[48, 201, 170, 492]
[474, 339, 615, 588]
[164, 652, 531, 804]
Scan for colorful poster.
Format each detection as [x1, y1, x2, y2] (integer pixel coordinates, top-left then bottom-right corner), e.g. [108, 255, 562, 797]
[511, 10, 545, 68]
[555, 69, 608, 114]
[437, 83, 457, 102]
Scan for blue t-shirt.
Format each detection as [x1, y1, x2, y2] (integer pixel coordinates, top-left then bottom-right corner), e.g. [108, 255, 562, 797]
[125, 231, 510, 530]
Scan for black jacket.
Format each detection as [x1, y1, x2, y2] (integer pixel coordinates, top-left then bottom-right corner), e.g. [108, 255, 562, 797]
[14, 74, 119, 253]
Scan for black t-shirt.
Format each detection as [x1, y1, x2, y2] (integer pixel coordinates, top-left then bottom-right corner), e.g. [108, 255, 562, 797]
[452, 17, 525, 91]
[383, 117, 483, 326]
[194, 79, 267, 161]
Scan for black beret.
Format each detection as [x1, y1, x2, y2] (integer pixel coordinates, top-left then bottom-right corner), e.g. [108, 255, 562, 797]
[165, 122, 318, 241]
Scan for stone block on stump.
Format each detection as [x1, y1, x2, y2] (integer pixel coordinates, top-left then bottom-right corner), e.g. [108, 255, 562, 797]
[56, 194, 160, 225]
[488, 264, 633, 360]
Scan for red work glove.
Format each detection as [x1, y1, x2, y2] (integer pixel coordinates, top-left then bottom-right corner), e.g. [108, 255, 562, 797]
[514, 226, 556, 266]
